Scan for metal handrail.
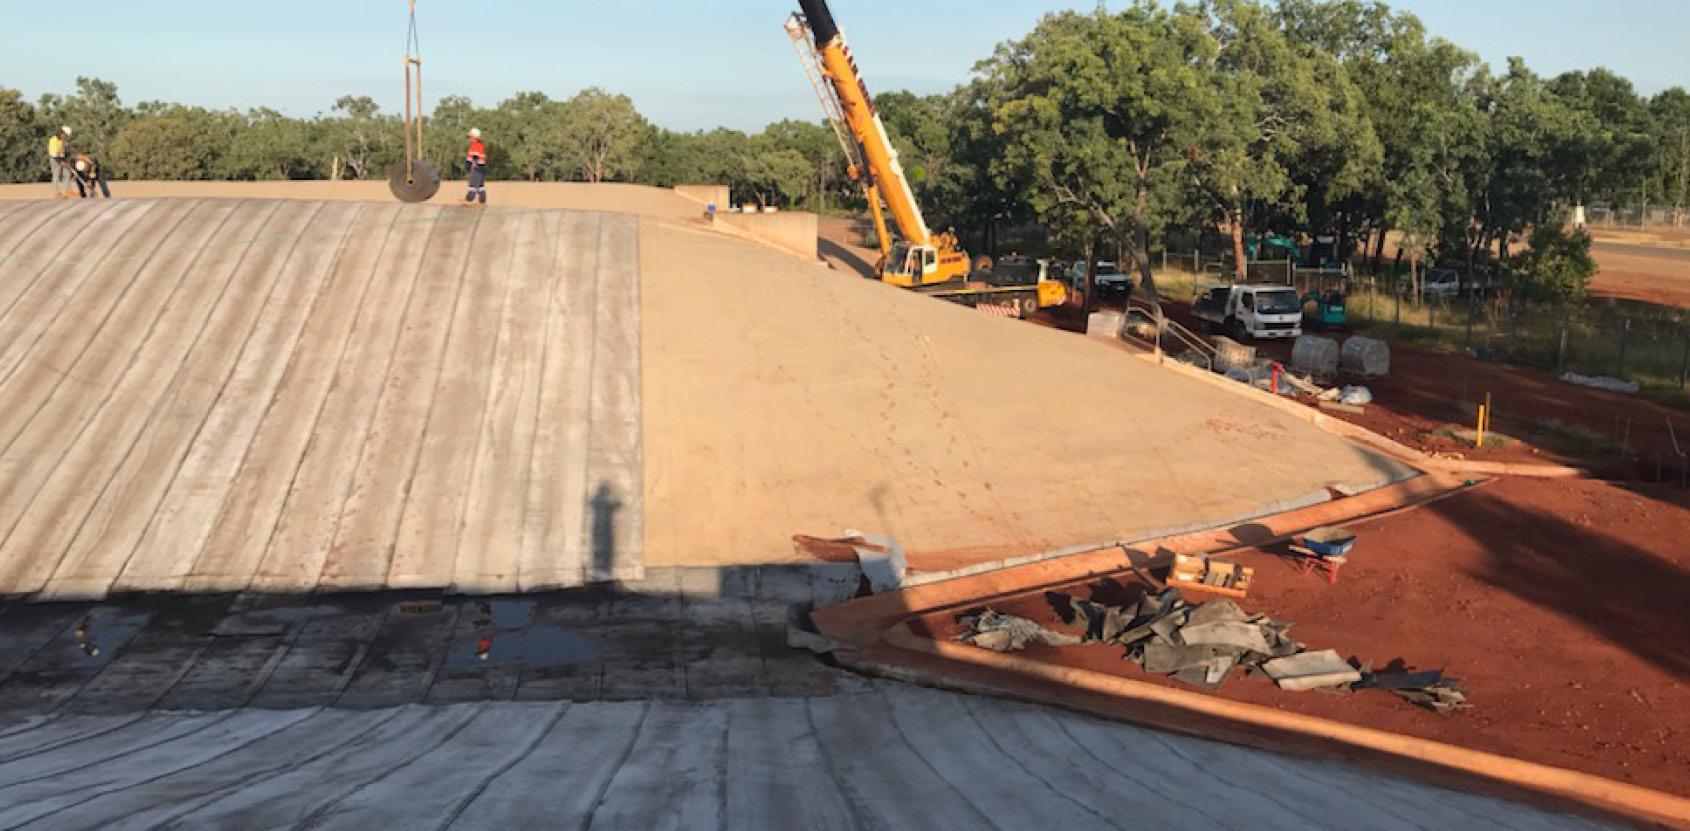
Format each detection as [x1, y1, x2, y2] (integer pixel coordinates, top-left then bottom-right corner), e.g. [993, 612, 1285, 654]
[1128, 301, 1216, 372]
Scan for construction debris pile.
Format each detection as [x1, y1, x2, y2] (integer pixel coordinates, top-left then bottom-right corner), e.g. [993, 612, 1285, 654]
[1067, 589, 1298, 690]
[955, 588, 1468, 713]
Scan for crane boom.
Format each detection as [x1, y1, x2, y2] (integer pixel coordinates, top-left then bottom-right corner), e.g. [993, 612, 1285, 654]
[793, 0, 931, 249]
[785, 0, 1065, 317]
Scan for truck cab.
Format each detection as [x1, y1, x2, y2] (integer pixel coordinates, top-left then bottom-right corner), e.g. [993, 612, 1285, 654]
[1193, 284, 1304, 341]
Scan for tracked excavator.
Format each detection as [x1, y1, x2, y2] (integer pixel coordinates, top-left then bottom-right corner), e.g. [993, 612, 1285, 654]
[787, 0, 1068, 318]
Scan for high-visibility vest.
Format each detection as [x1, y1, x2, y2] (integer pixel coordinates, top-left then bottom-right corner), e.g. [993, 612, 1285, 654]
[48, 136, 64, 158]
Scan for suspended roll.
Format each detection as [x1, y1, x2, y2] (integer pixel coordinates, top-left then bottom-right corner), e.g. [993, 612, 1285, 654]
[1341, 336, 1391, 378]
[388, 159, 440, 203]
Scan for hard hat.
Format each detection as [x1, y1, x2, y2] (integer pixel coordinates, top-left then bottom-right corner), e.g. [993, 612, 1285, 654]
[469, 128, 481, 138]
[60, 126, 71, 135]
[74, 159, 87, 173]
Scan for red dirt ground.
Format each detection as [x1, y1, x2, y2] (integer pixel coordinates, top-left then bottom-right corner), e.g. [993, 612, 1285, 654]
[1129, 298, 1690, 482]
[816, 220, 1690, 794]
[1589, 250, 1690, 310]
[909, 475, 1690, 796]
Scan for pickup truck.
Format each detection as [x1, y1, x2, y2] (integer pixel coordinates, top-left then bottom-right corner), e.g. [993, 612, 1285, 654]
[1068, 260, 1134, 297]
[1193, 283, 1304, 341]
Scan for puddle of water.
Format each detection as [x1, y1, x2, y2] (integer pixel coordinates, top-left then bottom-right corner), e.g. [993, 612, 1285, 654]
[444, 599, 535, 670]
[522, 625, 599, 666]
[63, 608, 153, 662]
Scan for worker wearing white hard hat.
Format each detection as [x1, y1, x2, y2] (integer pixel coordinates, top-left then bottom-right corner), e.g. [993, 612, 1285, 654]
[464, 129, 488, 207]
[47, 127, 72, 198]
[70, 153, 110, 199]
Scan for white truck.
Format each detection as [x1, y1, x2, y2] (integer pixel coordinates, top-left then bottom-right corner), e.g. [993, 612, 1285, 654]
[1193, 283, 1304, 341]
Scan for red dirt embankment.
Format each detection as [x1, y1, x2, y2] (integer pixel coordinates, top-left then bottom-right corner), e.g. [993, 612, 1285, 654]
[912, 475, 1690, 796]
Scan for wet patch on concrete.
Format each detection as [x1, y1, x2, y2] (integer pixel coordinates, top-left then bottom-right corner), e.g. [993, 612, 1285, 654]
[0, 566, 866, 717]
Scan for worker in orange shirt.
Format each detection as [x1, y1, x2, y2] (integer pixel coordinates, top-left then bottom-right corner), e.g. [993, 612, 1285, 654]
[464, 128, 487, 207]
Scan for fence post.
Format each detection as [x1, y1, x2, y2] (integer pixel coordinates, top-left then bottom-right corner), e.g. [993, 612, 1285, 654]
[1679, 326, 1689, 390]
[1558, 324, 1570, 374]
[1466, 296, 1475, 347]
[1394, 282, 1401, 326]
[1195, 250, 1201, 275]
[1618, 317, 1631, 378]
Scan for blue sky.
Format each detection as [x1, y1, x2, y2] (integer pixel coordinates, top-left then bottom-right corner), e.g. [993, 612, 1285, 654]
[4, 1, 1686, 131]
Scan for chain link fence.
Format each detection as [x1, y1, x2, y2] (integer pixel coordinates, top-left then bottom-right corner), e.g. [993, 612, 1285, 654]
[1344, 275, 1690, 399]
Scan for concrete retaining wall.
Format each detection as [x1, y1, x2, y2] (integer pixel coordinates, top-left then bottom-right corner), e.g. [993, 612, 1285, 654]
[717, 210, 820, 260]
[674, 184, 730, 209]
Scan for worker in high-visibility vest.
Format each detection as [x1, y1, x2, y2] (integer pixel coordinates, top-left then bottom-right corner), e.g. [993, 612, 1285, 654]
[71, 155, 111, 199]
[47, 127, 72, 198]
[464, 128, 488, 207]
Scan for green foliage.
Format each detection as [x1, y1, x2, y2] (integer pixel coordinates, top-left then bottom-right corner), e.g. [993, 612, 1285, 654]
[327, 96, 400, 180]
[556, 88, 647, 183]
[225, 109, 321, 180]
[0, 88, 39, 183]
[110, 115, 213, 180]
[980, 3, 1221, 298]
[37, 77, 130, 160]
[1511, 226, 1597, 305]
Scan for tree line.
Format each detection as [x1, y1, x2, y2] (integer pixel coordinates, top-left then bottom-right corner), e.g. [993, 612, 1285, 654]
[897, 0, 1689, 303]
[3, 0, 1687, 302]
[0, 78, 855, 213]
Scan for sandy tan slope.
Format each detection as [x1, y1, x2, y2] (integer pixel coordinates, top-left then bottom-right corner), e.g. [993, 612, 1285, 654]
[640, 219, 1411, 567]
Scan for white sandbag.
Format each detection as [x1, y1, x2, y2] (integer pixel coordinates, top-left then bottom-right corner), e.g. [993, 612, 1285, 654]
[1560, 372, 1639, 395]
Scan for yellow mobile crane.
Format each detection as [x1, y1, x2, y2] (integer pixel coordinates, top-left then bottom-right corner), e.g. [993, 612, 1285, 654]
[787, 0, 1068, 318]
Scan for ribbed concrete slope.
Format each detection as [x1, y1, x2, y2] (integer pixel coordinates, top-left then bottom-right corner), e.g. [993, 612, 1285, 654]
[0, 199, 642, 598]
[0, 685, 1601, 829]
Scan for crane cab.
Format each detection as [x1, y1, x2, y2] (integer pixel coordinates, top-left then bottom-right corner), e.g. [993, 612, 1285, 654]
[883, 241, 970, 288]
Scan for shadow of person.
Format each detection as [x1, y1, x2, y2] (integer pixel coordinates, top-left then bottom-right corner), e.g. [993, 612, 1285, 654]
[589, 482, 622, 581]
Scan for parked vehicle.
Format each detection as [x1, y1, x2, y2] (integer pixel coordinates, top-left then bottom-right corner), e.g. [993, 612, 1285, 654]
[1420, 267, 1497, 300]
[1194, 283, 1304, 341]
[1422, 268, 1463, 299]
[1067, 260, 1134, 296]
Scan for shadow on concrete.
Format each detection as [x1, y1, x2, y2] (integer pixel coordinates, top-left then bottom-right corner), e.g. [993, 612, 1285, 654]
[818, 237, 877, 279]
[0, 563, 870, 717]
[590, 481, 623, 581]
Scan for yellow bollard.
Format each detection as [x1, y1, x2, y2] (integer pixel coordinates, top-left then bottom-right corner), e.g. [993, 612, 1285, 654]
[1476, 404, 1487, 448]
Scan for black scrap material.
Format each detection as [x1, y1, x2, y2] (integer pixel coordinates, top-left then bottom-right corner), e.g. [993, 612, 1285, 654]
[1355, 666, 1471, 713]
[1014, 587, 1466, 709]
[1060, 589, 1299, 690]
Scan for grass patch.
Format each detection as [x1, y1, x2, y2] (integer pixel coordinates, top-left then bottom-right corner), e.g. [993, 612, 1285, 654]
[1430, 424, 1517, 449]
[1530, 418, 1632, 458]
